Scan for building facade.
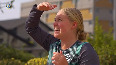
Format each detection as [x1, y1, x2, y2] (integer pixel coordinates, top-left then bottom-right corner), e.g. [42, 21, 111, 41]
[22, 0, 113, 34]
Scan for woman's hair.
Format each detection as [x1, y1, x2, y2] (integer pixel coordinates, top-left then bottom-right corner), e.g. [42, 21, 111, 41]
[61, 8, 87, 41]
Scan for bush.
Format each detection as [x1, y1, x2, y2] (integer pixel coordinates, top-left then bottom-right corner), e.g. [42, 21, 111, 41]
[87, 18, 116, 65]
[0, 58, 25, 65]
[25, 56, 48, 65]
[0, 44, 34, 62]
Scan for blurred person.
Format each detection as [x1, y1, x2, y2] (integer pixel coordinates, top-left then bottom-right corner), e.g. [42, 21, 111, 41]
[25, 2, 100, 65]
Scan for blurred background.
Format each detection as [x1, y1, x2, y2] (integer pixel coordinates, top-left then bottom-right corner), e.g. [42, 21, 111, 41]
[0, 0, 116, 65]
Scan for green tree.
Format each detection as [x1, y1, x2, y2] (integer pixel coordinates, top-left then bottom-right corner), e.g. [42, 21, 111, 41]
[0, 44, 34, 62]
[87, 17, 116, 65]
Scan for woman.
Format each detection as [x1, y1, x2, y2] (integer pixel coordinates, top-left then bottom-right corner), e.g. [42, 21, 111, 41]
[26, 2, 100, 65]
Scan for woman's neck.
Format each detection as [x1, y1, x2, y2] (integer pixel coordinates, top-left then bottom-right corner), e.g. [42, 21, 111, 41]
[60, 35, 78, 50]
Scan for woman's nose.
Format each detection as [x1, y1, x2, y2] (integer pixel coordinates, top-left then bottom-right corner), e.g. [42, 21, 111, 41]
[53, 22, 58, 26]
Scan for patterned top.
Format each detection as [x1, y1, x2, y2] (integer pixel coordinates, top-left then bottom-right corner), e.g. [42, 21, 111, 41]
[25, 4, 100, 65]
[48, 40, 87, 65]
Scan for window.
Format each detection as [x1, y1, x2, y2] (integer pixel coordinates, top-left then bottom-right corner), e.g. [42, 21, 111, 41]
[95, 8, 99, 13]
[89, 8, 93, 14]
[109, 9, 113, 14]
[46, 14, 48, 18]
[89, 20, 92, 25]
[109, 21, 113, 26]
[109, 0, 113, 3]
[59, 1, 62, 6]
[95, 0, 99, 2]
[72, 0, 78, 4]
[72, 0, 79, 7]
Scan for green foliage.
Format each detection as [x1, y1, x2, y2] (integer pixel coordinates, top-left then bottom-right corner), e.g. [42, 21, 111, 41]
[87, 17, 116, 65]
[25, 56, 48, 65]
[0, 58, 25, 65]
[0, 44, 34, 62]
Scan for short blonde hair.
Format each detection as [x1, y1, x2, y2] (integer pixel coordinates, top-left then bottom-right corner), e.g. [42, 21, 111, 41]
[61, 8, 86, 41]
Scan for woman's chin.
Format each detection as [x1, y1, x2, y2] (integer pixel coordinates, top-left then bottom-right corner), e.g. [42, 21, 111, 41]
[54, 34, 60, 38]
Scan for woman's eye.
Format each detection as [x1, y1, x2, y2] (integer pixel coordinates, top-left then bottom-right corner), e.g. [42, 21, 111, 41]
[58, 19, 62, 21]
[54, 18, 62, 22]
[54, 19, 56, 21]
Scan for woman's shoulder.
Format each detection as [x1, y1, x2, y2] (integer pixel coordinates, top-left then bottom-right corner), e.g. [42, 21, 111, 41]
[78, 42, 100, 65]
[81, 42, 94, 51]
[77, 42, 95, 54]
[79, 42, 98, 58]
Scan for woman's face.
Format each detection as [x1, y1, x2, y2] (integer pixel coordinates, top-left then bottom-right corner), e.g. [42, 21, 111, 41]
[53, 10, 74, 39]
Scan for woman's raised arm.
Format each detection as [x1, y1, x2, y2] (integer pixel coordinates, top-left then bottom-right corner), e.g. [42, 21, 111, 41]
[25, 2, 57, 51]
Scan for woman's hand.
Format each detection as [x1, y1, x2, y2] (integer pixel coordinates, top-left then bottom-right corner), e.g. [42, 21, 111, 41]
[52, 51, 68, 65]
[37, 2, 57, 11]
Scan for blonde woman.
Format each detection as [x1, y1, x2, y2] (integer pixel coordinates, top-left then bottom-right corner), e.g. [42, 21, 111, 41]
[26, 2, 100, 65]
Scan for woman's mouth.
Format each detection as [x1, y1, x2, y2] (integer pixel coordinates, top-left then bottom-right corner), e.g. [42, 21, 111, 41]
[55, 29, 60, 31]
[54, 28, 60, 33]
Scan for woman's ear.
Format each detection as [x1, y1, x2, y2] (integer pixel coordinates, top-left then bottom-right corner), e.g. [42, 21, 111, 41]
[72, 21, 78, 29]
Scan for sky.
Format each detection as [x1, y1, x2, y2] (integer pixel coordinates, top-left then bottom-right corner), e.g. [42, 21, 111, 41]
[0, 0, 34, 21]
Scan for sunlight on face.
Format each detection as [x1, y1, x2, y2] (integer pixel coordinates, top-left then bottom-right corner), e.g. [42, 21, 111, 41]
[53, 10, 73, 39]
